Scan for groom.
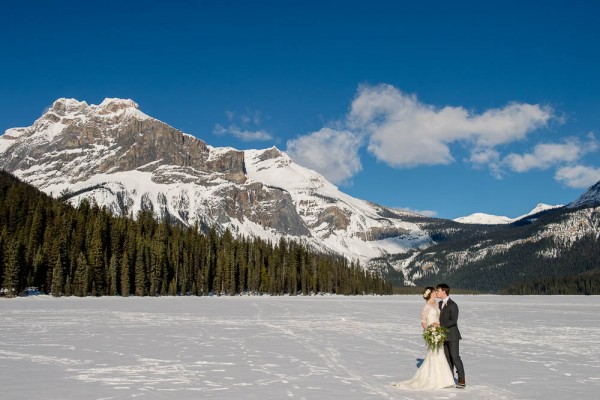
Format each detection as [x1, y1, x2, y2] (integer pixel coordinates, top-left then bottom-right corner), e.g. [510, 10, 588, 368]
[436, 283, 466, 388]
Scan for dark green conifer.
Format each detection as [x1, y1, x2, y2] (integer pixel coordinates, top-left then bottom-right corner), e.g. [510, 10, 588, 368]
[2, 239, 21, 297]
[51, 253, 64, 297]
[120, 250, 131, 297]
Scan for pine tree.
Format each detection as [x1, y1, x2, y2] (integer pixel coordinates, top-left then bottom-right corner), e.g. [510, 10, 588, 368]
[150, 225, 168, 296]
[2, 239, 21, 297]
[120, 250, 131, 297]
[26, 203, 45, 265]
[0, 233, 5, 291]
[108, 254, 119, 296]
[228, 245, 237, 296]
[134, 237, 147, 296]
[89, 214, 106, 296]
[51, 253, 64, 297]
[72, 252, 85, 296]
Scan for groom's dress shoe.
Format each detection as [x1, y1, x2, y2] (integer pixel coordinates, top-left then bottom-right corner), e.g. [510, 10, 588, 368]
[457, 378, 466, 388]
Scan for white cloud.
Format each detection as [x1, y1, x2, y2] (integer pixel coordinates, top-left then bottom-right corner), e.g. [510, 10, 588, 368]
[214, 123, 272, 141]
[504, 136, 598, 172]
[396, 207, 438, 218]
[214, 110, 272, 141]
[348, 84, 552, 168]
[468, 148, 503, 178]
[286, 128, 362, 185]
[282, 84, 566, 186]
[555, 165, 600, 189]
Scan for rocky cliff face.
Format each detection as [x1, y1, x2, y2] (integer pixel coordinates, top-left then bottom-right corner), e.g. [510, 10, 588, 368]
[2, 98, 599, 288]
[2, 98, 246, 185]
[0, 98, 431, 266]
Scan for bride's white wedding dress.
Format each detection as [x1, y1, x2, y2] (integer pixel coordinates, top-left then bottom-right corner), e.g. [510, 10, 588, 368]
[393, 303, 455, 390]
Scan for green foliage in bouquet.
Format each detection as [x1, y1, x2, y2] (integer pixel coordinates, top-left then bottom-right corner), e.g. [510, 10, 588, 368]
[422, 325, 448, 351]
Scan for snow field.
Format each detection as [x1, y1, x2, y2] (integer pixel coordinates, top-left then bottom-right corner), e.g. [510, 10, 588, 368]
[1, 295, 599, 399]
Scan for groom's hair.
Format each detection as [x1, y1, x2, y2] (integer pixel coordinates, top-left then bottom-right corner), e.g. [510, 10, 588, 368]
[436, 283, 450, 295]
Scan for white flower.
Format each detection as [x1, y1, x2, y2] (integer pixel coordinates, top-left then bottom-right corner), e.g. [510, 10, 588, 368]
[423, 325, 448, 350]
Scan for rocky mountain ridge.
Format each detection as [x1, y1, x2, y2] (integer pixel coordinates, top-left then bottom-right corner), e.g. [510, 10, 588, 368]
[453, 203, 562, 225]
[388, 197, 600, 290]
[1, 98, 599, 290]
[0, 98, 431, 268]
[569, 181, 600, 209]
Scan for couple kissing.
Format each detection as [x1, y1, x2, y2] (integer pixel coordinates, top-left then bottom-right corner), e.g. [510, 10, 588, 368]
[393, 283, 466, 390]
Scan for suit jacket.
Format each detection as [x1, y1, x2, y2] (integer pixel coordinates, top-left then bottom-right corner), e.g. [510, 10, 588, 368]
[439, 298, 462, 341]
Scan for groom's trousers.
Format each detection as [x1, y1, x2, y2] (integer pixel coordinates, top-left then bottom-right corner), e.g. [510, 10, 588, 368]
[444, 339, 465, 380]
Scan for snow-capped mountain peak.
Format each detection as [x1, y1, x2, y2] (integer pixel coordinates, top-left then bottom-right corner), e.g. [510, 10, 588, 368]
[518, 203, 561, 218]
[51, 97, 90, 112]
[0, 97, 433, 266]
[453, 203, 563, 225]
[453, 212, 513, 225]
[245, 147, 328, 191]
[0, 97, 153, 156]
[569, 181, 600, 208]
[244, 146, 432, 261]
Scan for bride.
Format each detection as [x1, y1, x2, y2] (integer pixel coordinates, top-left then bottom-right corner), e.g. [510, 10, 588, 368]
[393, 287, 455, 390]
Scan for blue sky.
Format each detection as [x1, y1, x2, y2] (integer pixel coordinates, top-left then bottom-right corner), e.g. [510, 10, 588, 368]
[2, 0, 599, 219]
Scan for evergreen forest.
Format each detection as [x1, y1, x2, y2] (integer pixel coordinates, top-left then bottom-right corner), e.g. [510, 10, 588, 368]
[0, 171, 392, 297]
[501, 267, 600, 295]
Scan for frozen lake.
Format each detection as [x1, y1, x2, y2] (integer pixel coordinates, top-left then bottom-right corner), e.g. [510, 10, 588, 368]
[1, 295, 599, 399]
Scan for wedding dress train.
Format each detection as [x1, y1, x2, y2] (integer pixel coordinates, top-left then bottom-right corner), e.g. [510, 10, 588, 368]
[393, 303, 455, 390]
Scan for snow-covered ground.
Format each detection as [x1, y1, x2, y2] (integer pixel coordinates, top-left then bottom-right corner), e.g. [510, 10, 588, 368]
[1, 295, 598, 399]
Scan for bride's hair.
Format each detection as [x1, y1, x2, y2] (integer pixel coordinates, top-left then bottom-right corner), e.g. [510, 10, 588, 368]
[422, 286, 435, 300]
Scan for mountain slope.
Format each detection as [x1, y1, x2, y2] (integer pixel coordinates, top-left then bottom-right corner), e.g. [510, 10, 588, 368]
[2, 97, 599, 292]
[0, 170, 391, 296]
[396, 202, 600, 291]
[453, 203, 562, 225]
[0, 98, 432, 266]
[453, 212, 513, 225]
[569, 181, 600, 209]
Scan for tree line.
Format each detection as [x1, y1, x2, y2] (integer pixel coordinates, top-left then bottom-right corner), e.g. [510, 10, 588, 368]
[0, 171, 391, 297]
[501, 267, 600, 295]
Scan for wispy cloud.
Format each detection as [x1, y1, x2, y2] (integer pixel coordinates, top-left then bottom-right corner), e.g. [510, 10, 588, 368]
[503, 134, 598, 172]
[286, 128, 362, 185]
[214, 123, 272, 141]
[555, 165, 600, 188]
[395, 207, 438, 218]
[468, 148, 503, 178]
[214, 110, 273, 141]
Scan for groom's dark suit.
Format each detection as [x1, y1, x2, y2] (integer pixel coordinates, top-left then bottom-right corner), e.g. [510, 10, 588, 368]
[439, 298, 465, 382]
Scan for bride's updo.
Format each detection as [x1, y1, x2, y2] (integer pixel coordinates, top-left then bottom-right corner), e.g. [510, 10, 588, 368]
[422, 286, 435, 300]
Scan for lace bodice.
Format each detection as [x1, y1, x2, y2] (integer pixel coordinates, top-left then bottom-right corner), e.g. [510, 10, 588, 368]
[421, 303, 440, 326]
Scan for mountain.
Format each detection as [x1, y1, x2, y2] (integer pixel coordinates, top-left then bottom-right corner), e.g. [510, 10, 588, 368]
[0, 98, 432, 267]
[453, 212, 514, 225]
[453, 203, 562, 225]
[2, 98, 598, 292]
[568, 181, 600, 209]
[0, 170, 391, 296]
[394, 198, 600, 291]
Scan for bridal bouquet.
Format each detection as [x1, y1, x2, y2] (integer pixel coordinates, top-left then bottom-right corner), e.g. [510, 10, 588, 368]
[423, 325, 448, 351]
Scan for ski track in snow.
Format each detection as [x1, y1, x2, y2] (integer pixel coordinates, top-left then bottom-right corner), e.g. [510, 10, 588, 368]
[1, 295, 599, 399]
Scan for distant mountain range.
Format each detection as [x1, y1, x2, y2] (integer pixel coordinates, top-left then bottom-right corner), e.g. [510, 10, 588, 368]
[453, 203, 562, 225]
[2, 98, 599, 291]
